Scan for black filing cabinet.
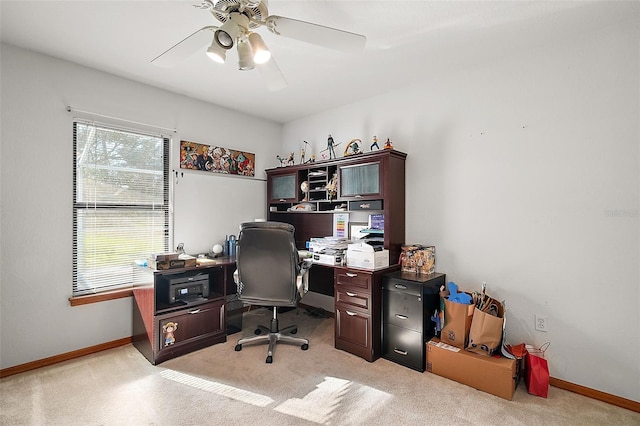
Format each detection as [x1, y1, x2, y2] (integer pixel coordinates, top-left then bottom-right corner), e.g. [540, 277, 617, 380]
[382, 271, 445, 371]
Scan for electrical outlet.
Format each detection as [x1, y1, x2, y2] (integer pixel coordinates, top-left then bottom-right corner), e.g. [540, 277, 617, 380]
[535, 314, 548, 332]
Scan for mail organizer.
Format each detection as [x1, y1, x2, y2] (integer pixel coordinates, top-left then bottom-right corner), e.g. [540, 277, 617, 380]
[382, 271, 446, 371]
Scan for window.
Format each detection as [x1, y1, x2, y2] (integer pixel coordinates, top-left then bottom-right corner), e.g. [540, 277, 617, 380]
[73, 121, 170, 296]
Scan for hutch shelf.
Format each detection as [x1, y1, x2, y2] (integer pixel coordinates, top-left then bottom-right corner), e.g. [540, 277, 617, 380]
[266, 149, 406, 264]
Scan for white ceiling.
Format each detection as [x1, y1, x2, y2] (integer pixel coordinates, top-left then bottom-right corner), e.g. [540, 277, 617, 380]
[0, 1, 629, 123]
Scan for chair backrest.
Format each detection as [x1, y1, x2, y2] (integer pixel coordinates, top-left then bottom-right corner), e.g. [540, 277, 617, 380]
[235, 221, 300, 307]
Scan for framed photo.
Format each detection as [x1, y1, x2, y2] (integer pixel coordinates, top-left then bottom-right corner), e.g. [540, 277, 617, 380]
[180, 140, 255, 177]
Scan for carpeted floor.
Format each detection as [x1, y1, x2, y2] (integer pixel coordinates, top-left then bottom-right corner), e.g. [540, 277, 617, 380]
[1, 307, 638, 425]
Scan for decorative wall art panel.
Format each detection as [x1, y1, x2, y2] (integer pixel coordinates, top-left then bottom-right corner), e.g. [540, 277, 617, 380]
[180, 140, 255, 177]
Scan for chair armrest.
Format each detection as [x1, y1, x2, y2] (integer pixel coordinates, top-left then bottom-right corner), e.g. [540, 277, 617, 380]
[233, 269, 244, 295]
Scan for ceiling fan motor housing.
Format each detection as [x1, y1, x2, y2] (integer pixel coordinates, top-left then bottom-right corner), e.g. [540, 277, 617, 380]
[210, 0, 269, 30]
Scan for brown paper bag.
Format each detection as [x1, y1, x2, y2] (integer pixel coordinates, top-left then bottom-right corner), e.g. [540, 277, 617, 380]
[466, 300, 505, 356]
[440, 297, 474, 348]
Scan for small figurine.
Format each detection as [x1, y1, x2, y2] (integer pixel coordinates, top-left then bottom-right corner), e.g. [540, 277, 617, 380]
[326, 173, 338, 200]
[384, 138, 394, 150]
[327, 134, 337, 159]
[370, 135, 380, 151]
[276, 154, 286, 167]
[300, 141, 312, 164]
[344, 138, 362, 156]
[286, 152, 295, 166]
[307, 154, 316, 163]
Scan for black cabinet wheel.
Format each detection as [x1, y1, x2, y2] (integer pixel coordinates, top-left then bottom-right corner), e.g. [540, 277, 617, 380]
[301, 343, 309, 350]
[266, 356, 273, 363]
[234, 344, 242, 351]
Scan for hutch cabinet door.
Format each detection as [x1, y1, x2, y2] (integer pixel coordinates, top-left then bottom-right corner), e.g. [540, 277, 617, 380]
[338, 161, 382, 198]
[268, 171, 298, 202]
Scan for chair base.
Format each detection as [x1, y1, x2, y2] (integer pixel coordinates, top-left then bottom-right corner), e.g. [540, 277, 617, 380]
[234, 307, 309, 363]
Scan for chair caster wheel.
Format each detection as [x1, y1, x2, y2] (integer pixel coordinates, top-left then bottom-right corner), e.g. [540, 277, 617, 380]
[254, 329, 262, 335]
[291, 328, 298, 334]
[234, 344, 242, 351]
[266, 356, 273, 363]
[301, 343, 309, 351]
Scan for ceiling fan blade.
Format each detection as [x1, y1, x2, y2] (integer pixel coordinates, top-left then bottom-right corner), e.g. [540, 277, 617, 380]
[265, 16, 366, 53]
[151, 26, 216, 67]
[257, 57, 287, 91]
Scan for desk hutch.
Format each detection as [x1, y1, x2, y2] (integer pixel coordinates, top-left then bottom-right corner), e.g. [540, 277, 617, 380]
[266, 149, 407, 362]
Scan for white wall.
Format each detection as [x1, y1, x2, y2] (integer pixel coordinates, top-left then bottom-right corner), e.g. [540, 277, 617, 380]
[282, 17, 639, 401]
[0, 44, 280, 369]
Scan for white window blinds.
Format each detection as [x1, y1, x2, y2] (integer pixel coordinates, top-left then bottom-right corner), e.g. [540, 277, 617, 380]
[73, 121, 170, 296]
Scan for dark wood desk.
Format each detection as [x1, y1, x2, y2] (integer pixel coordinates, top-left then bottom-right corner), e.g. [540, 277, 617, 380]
[132, 255, 403, 364]
[131, 258, 235, 364]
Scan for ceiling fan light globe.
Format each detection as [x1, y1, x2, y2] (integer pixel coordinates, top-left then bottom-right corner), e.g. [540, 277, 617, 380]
[206, 44, 226, 63]
[248, 32, 271, 64]
[254, 50, 271, 64]
[237, 39, 255, 70]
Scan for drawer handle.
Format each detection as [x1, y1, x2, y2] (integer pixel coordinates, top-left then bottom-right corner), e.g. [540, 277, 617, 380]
[345, 310, 357, 316]
[394, 284, 407, 290]
[395, 314, 408, 320]
[346, 291, 357, 297]
[279, 198, 286, 202]
[393, 348, 408, 356]
[354, 195, 362, 198]
[188, 309, 201, 314]
[346, 273, 357, 278]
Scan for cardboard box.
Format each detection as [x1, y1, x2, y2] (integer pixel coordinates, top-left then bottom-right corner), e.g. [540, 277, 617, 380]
[149, 257, 197, 270]
[346, 248, 389, 269]
[400, 244, 435, 274]
[426, 339, 517, 400]
[150, 252, 180, 262]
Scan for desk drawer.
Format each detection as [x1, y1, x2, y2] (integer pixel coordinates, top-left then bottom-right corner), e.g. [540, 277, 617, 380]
[336, 269, 372, 291]
[383, 289, 423, 332]
[335, 305, 371, 351]
[382, 276, 422, 296]
[336, 285, 371, 312]
[383, 323, 424, 371]
[157, 300, 224, 352]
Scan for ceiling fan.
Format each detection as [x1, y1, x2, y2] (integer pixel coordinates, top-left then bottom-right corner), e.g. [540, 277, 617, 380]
[151, 0, 367, 91]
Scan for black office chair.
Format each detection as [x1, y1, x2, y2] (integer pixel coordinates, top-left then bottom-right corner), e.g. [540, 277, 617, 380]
[233, 221, 312, 363]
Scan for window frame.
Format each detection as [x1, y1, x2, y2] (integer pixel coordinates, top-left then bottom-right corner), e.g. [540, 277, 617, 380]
[70, 120, 171, 304]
